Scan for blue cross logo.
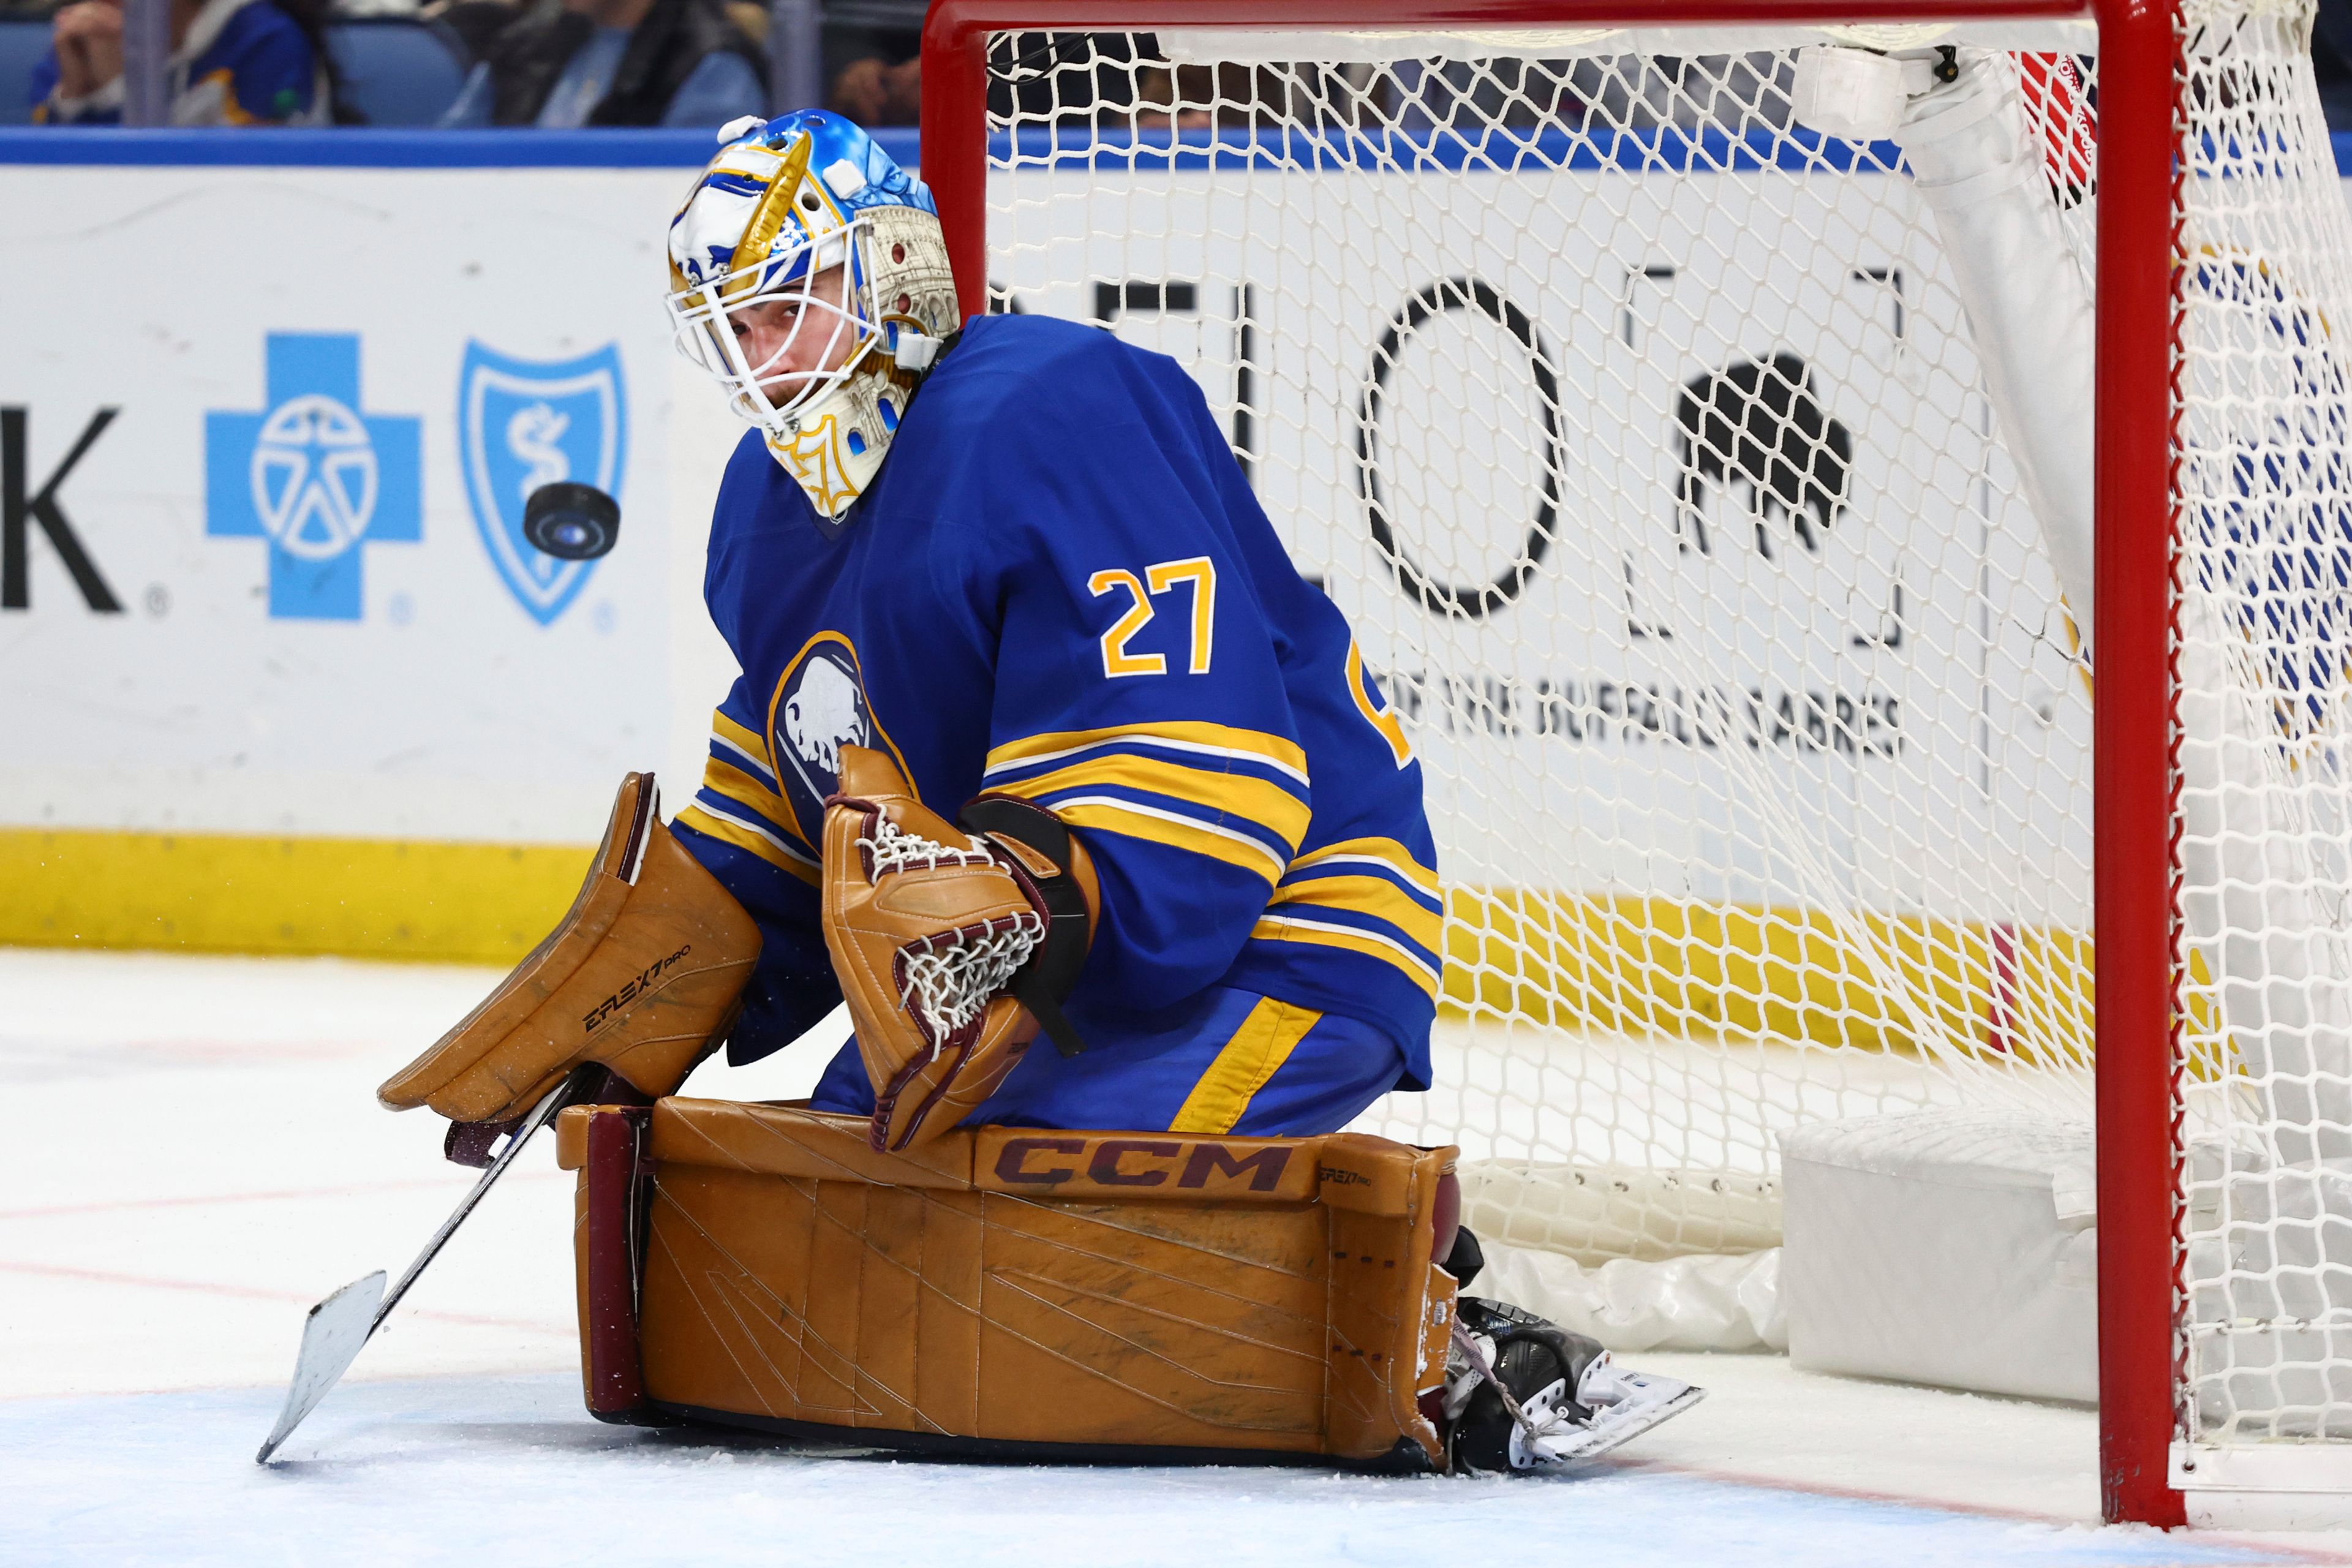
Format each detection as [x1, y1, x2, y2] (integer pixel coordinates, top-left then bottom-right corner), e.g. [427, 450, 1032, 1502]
[206, 334, 421, 620]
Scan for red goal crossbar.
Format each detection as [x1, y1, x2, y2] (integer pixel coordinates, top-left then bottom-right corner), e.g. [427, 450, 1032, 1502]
[919, 0, 2185, 1528]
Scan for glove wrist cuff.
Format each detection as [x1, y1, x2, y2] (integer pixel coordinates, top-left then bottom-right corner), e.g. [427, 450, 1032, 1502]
[959, 794, 1099, 1058]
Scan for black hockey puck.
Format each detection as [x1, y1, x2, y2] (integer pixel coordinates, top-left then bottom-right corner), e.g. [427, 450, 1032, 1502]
[522, 482, 620, 560]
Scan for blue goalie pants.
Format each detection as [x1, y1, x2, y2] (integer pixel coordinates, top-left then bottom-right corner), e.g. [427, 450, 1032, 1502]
[805, 984, 1412, 1137]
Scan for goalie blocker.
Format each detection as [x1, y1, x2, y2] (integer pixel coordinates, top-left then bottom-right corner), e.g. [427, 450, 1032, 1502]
[375, 772, 764, 1148]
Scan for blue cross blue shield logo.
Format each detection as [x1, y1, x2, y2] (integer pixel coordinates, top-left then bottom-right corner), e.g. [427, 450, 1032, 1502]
[458, 342, 627, 626]
[205, 334, 421, 620]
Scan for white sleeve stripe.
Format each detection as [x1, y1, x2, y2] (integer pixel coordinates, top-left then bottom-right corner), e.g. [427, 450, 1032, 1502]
[1049, 793, 1291, 879]
[710, 732, 778, 788]
[692, 794, 816, 866]
[1253, 913, 1443, 987]
[1280, 854, 1446, 908]
[984, 734, 1310, 788]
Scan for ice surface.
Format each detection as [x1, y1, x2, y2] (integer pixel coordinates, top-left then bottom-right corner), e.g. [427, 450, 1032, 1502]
[0, 1375, 2290, 1568]
[0, 946, 2342, 1564]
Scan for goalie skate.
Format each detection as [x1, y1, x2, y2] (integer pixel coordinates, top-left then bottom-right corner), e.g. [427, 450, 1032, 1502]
[1443, 1297, 1704, 1474]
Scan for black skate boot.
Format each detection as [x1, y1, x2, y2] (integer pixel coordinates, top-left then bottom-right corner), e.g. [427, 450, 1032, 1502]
[1444, 1296, 1611, 1473]
[1436, 1231, 1706, 1474]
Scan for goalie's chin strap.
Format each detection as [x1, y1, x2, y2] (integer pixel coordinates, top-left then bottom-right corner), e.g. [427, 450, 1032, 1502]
[958, 794, 1091, 1060]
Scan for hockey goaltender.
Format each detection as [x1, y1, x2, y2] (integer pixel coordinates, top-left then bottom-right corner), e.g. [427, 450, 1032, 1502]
[369, 111, 1701, 1476]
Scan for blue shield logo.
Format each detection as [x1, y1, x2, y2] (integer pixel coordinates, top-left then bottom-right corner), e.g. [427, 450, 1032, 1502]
[458, 342, 627, 625]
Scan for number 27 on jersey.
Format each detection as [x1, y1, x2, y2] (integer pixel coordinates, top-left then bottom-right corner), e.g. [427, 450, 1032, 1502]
[1089, 557, 1216, 678]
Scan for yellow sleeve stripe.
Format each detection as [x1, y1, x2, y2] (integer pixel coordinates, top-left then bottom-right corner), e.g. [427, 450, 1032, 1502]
[711, 710, 775, 775]
[1286, 837, 1441, 898]
[1050, 797, 1289, 885]
[678, 802, 820, 886]
[987, 755, 1310, 853]
[711, 731, 776, 788]
[986, 722, 1309, 785]
[1268, 874, 1444, 953]
[1250, 914, 1442, 999]
[1168, 997, 1323, 1136]
[700, 756, 810, 848]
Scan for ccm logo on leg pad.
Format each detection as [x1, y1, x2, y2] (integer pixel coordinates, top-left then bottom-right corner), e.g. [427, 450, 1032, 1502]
[982, 1133, 1315, 1201]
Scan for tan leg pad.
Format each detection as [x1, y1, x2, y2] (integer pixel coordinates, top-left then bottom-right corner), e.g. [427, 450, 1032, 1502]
[377, 774, 763, 1123]
[558, 1097, 1458, 1467]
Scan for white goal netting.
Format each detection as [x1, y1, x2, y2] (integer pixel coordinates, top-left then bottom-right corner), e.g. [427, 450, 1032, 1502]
[2175, 3, 2352, 1447]
[976, 6, 2352, 1449]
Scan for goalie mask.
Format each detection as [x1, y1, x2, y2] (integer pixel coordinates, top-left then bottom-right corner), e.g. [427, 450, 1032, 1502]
[666, 111, 959, 520]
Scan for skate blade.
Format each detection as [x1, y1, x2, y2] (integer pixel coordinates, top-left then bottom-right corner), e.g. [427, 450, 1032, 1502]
[1521, 1375, 1706, 1469]
[255, 1270, 386, 1464]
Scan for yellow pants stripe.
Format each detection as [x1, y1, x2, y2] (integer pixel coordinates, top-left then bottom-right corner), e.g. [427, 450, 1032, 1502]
[1167, 996, 1324, 1136]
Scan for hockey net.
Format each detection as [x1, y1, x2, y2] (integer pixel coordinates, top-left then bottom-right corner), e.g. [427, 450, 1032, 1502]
[956, 0, 2352, 1487]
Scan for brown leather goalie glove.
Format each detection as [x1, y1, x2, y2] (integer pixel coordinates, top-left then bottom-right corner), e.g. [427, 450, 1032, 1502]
[822, 745, 1099, 1153]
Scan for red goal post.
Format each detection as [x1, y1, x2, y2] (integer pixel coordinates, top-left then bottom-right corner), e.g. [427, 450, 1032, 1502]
[921, 0, 2182, 1528]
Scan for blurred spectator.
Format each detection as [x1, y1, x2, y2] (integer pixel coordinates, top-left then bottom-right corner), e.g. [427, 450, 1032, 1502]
[438, 0, 763, 129]
[31, 0, 335, 124]
[431, 0, 518, 62]
[828, 50, 913, 126]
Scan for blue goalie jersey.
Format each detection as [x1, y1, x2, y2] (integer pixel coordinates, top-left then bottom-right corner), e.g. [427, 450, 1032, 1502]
[671, 312, 1441, 1096]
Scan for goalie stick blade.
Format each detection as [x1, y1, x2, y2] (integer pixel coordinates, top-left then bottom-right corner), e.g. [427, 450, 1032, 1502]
[1519, 1372, 1706, 1471]
[252, 1067, 598, 1465]
[255, 1271, 386, 1463]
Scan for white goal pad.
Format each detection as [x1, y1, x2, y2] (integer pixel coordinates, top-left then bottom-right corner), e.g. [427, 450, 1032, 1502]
[1781, 1110, 2097, 1403]
[1471, 1235, 1785, 1355]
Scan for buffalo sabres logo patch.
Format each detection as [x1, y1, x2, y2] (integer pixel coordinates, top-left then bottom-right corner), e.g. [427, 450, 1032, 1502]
[767, 631, 909, 832]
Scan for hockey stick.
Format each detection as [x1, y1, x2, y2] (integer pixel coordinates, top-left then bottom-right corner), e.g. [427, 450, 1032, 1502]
[254, 1066, 600, 1463]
